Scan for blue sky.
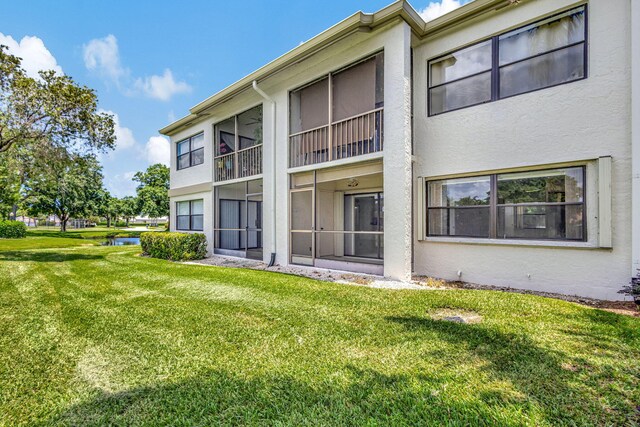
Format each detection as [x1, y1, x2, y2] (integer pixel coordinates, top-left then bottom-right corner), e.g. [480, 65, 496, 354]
[0, 0, 467, 197]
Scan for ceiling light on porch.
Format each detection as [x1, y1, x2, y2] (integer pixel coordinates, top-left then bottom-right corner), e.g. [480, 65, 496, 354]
[347, 178, 359, 188]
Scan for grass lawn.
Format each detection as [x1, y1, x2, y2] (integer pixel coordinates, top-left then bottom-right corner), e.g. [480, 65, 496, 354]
[1, 233, 639, 426]
[0, 228, 143, 252]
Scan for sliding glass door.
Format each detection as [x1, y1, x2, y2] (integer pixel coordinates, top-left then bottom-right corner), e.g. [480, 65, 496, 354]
[344, 193, 383, 259]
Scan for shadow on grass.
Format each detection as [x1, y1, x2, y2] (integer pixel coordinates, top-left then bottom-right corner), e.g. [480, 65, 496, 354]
[26, 229, 141, 240]
[48, 318, 640, 426]
[386, 316, 638, 425]
[26, 230, 86, 239]
[50, 368, 523, 426]
[0, 251, 104, 263]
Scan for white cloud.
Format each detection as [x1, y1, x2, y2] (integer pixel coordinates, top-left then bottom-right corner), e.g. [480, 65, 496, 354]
[83, 35, 190, 101]
[134, 69, 192, 101]
[0, 33, 63, 78]
[83, 34, 128, 84]
[419, 0, 471, 22]
[106, 171, 137, 197]
[145, 136, 170, 166]
[99, 109, 135, 152]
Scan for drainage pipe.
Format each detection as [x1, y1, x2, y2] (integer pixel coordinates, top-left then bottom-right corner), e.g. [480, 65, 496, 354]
[252, 80, 277, 267]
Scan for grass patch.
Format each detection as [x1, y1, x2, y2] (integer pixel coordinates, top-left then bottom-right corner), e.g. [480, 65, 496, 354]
[26, 227, 142, 240]
[0, 236, 639, 425]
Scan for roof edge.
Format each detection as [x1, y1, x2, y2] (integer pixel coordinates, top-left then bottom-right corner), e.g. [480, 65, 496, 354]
[160, 0, 519, 136]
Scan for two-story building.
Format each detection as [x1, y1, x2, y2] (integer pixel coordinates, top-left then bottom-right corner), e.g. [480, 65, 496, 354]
[161, 0, 640, 300]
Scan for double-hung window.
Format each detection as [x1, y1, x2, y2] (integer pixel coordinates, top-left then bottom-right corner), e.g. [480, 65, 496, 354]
[177, 133, 205, 170]
[429, 5, 586, 115]
[176, 200, 204, 231]
[427, 166, 585, 241]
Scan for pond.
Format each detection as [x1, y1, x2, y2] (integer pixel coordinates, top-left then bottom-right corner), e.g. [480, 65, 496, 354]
[102, 237, 140, 246]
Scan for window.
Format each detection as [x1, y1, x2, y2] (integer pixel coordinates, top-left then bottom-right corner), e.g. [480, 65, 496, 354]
[176, 200, 204, 231]
[428, 6, 586, 115]
[176, 133, 204, 170]
[427, 166, 585, 241]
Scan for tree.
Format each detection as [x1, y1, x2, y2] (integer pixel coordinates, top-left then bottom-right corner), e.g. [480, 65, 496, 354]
[119, 196, 139, 227]
[24, 152, 104, 232]
[95, 190, 122, 228]
[134, 164, 169, 223]
[0, 45, 115, 155]
[0, 152, 20, 219]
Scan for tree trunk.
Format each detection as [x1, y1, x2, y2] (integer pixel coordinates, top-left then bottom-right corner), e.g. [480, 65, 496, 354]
[107, 216, 111, 228]
[126, 218, 130, 227]
[61, 219, 67, 232]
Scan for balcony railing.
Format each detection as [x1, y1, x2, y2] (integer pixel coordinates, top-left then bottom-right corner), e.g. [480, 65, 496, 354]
[215, 144, 262, 182]
[289, 108, 383, 168]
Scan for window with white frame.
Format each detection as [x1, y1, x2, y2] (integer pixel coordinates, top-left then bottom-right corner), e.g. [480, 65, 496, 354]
[427, 166, 585, 241]
[176, 133, 205, 170]
[176, 200, 204, 231]
[428, 5, 587, 115]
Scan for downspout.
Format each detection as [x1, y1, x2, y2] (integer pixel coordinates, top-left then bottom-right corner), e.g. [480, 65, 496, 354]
[252, 80, 277, 267]
[632, 0, 640, 278]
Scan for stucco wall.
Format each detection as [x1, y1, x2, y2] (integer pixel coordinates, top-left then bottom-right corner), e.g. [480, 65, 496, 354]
[167, 20, 413, 275]
[412, 0, 632, 299]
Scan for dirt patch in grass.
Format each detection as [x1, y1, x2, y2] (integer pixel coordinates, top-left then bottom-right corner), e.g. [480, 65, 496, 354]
[429, 308, 483, 324]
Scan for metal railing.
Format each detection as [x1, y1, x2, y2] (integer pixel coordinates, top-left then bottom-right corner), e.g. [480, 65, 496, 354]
[215, 144, 262, 182]
[289, 108, 383, 168]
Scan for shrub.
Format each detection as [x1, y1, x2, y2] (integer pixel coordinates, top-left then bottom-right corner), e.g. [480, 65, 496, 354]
[619, 270, 640, 307]
[140, 232, 207, 261]
[0, 220, 27, 238]
[115, 221, 127, 227]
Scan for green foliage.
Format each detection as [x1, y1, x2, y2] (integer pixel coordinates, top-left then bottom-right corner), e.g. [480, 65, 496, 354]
[0, 220, 27, 238]
[119, 195, 139, 225]
[23, 152, 104, 231]
[0, 152, 20, 218]
[140, 232, 207, 261]
[0, 45, 115, 155]
[134, 164, 169, 220]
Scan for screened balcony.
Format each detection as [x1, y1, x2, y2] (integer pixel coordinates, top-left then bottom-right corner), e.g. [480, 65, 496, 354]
[214, 105, 263, 182]
[289, 161, 384, 275]
[289, 53, 384, 168]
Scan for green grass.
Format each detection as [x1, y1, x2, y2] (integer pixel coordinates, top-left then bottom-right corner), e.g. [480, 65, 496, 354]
[0, 235, 639, 425]
[0, 227, 142, 251]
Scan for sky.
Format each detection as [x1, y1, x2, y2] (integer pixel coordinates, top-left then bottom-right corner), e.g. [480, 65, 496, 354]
[0, 0, 469, 197]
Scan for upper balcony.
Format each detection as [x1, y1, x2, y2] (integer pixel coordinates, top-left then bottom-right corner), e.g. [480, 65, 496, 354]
[289, 52, 384, 168]
[214, 105, 263, 182]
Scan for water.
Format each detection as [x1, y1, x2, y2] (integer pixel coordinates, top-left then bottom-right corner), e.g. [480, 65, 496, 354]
[102, 237, 140, 246]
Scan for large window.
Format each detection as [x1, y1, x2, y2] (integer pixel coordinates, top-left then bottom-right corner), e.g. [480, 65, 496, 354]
[428, 6, 586, 115]
[176, 133, 204, 170]
[176, 200, 204, 231]
[427, 166, 585, 241]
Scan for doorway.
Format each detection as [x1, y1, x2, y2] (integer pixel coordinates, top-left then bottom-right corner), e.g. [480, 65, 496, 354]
[214, 179, 263, 260]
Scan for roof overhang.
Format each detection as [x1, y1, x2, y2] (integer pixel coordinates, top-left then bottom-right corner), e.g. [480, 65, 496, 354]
[160, 0, 520, 136]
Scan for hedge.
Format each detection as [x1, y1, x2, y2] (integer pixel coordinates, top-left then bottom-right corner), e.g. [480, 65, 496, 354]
[140, 232, 207, 261]
[0, 220, 27, 239]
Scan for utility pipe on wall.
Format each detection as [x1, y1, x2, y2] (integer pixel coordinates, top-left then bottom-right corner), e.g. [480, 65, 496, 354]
[252, 80, 277, 267]
[632, 0, 640, 277]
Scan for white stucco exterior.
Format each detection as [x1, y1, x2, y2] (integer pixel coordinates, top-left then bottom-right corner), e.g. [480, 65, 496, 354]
[162, 0, 635, 300]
